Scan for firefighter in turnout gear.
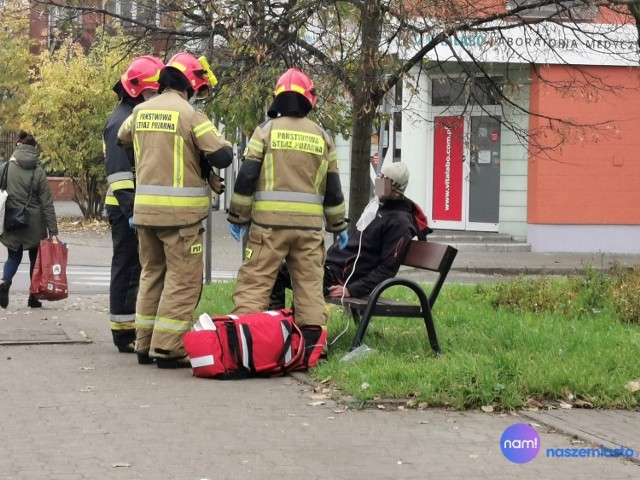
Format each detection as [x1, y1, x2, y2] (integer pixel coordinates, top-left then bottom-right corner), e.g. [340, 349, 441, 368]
[117, 52, 233, 368]
[103, 55, 164, 353]
[228, 68, 348, 364]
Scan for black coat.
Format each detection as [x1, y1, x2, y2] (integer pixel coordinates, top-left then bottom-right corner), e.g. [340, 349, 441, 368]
[325, 197, 427, 298]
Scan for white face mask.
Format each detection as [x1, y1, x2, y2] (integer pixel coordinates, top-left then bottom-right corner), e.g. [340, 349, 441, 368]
[356, 199, 380, 232]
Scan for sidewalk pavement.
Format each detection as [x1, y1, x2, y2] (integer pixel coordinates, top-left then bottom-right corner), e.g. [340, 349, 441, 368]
[0, 201, 637, 478]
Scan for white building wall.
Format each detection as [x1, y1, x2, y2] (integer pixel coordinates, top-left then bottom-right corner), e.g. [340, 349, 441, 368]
[498, 68, 530, 240]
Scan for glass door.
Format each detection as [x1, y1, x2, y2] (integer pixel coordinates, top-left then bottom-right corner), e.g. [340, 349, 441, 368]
[468, 115, 501, 230]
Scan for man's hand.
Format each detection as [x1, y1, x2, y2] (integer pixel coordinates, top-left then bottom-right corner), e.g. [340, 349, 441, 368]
[229, 223, 248, 242]
[327, 285, 351, 298]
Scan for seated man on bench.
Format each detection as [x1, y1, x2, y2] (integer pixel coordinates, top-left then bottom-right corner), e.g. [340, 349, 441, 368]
[269, 161, 431, 309]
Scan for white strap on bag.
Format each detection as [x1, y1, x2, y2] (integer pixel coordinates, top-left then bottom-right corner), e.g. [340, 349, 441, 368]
[0, 163, 9, 235]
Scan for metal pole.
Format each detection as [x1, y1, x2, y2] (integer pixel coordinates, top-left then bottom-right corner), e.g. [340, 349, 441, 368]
[204, 186, 212, 284]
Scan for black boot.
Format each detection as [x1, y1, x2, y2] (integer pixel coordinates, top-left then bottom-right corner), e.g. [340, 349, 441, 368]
[27, 294, 42, 309]
[0, 279, 11, 309]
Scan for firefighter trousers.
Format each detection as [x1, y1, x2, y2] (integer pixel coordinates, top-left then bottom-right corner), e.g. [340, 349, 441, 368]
[135, 224, 204, 360]
[107, 207, 140, 349]
[232, 224, 326, 327]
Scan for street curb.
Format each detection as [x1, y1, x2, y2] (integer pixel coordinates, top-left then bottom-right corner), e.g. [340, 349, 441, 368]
[520, 410, 640, 466]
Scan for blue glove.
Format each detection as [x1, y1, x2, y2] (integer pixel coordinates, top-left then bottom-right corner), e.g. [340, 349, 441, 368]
[229, 223, 248, 242]
[128, 217, 134, 229]
[337, 230, 349, 249]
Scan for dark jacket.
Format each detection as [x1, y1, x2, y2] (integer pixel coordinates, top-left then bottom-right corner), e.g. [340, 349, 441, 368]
[325, 197, 427, 298]
[103, 97, 138, 218]
[0, 145, 58, 250]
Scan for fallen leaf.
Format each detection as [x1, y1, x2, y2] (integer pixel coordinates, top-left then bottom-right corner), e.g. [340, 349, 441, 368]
[469, 454, 479, 459]
[528, 422, 541, 428]
[625, 380, 640, 393]
[326, 416, 335, 420]
[481, 405, 494, 413]
[309, 393, 328, 400]
[111, 463, 131, 468]
[558, 401, 573, 409]
[526, 398, 544, 409]
[573, 399, 593, 409]
[376, 404, 386, 410]
[417, 402, 429, 410]
[308, 401, 325, 407]
[419, 420, 429, 424]
[361, 382, 370, 390]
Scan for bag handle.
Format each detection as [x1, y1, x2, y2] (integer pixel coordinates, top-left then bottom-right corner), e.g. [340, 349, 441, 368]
[0, 162, 35, 208]
[24, 170, 36, 209]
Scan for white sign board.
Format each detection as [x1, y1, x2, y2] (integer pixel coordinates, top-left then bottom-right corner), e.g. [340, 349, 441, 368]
[410, 21, 640, 67]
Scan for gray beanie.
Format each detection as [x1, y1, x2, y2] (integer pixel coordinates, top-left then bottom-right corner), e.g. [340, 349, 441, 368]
[380, 162, 409, 194]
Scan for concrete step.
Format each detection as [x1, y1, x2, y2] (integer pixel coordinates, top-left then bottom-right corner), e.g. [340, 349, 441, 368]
[428, 229, 531, 252]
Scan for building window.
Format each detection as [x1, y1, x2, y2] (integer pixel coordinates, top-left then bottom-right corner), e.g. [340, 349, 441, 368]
[508, 0, 598, 21]
[431, 76, 467, 106]
[104, 1, 160, 27]
[431, 76, 504, 107]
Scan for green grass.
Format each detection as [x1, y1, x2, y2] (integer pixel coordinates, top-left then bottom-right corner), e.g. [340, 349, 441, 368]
[197, 276, 640, 410]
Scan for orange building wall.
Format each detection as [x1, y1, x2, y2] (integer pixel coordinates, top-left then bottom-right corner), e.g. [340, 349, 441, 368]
[528, 64, 640, 225]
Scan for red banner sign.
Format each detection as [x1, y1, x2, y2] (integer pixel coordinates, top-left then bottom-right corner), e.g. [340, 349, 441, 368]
[432, 116, 463, 222]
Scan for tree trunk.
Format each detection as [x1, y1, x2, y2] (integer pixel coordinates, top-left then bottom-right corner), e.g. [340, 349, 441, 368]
[348, 0, 383, 223]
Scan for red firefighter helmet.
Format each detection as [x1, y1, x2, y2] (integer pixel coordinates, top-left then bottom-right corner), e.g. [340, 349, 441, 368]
[120, 55, 164, 98]
[274, 68, 318, 108]
[166, 52, 212, 95]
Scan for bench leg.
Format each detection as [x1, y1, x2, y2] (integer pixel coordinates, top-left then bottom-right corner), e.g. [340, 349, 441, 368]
[422, 308, 440, 354]
[349, 311, 372, 351]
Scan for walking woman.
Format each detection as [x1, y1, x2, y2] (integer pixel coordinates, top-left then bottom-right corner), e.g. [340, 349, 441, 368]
[0, 131, 59, 309]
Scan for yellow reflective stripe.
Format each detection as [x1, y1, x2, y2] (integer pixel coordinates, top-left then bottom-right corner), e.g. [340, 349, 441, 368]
[154, 316, 192, 333]
[329, 149, 337, 162]
[325, 203, 345, 215]
[270, 129, 325, 155]
[247, 138, 263, 151]
[135, 314, 155, 329]
[105, 196, 119, 206]
[136, 110, 179, 132]
[275, 84, 305, 95]
[110, 179, 135, 191]
[135, 194, 210, 207]
[264, 153, 274, 191]
[133, 134, 140, 168]
[193, 121, 218, 138]
[254, 201, 323, 214]
[173, 136, 184, 187]
[314, 159, 329, 193]
[231, 193, 253, 206]
[109, 321, 135, 330]
[102, 140, 106, 156]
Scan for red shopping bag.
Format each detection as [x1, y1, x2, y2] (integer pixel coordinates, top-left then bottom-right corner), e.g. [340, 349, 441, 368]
[30, 238, 68, 301]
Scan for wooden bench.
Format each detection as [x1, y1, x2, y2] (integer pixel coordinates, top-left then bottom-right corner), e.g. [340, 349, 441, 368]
[325, 241, 458, 354]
